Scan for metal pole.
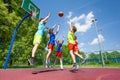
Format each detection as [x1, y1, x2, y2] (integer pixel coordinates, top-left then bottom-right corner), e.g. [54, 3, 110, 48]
[4, 13, 30, 69]
[101, 43, 107, 61]
[92, 19, 105, 67]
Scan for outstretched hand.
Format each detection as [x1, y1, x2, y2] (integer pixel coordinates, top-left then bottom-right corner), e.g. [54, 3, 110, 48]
[69, 19, 73, 31]
[57, 24, 60, 26]
[47, 12, 51, 17]
[69, 19, 72, 24]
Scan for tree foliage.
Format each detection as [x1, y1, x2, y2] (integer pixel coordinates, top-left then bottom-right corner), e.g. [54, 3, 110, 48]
[87, 51, 120, 60]
[0, 0, 42, 66]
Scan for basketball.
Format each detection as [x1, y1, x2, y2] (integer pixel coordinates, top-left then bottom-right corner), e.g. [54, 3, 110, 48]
[58, 11, 64, 17]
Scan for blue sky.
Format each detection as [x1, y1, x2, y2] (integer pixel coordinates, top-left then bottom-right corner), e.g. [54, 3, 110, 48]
[31, 0, 120, 53]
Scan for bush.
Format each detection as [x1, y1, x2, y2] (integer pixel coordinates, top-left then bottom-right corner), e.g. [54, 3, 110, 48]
[105, 60, 115, 64]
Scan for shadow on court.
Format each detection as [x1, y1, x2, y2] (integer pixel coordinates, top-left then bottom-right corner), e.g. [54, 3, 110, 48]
[32, 69, 58, 74]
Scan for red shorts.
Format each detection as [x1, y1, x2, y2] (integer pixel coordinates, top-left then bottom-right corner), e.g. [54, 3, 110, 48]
[68, 43, 78, 51]
[74, 44, 78, 52]
[56, 52, 62, 58]
[48, 44, 54, 50]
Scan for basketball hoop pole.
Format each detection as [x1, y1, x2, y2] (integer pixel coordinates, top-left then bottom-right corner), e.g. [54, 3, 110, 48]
[4, 13, 30, 69]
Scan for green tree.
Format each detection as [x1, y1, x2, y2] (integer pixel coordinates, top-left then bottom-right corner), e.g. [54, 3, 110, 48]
[88, 52, 99, 59]
[0, 0, 49, 66]
[62, 45, 71, 64]
[106, 51, 120, 58]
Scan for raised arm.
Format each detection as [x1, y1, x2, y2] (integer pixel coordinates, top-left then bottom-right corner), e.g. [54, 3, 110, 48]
[69, 19, 73, 32]
[55, 24, 60, 35]
[62, 36, 64, 44]
[41, 13, 51, 22]
[51, 24, 57, 30]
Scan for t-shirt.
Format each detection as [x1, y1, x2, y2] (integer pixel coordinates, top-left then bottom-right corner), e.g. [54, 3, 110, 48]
[35, 22, 45, 36]
[68, 31, 75, 44]
[48, 33, 55, 44]
[56, 43, 62, 52]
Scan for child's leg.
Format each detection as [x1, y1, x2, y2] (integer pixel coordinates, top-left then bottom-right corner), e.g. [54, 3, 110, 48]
[32, 43, 39, 57]
[60, 58, 63, 69]
[70, 50, 76, 64]
[70, 50, 78, 69]
[74, 51, 86, 64]
[46, 49, 52, 68]
[54, 57, 58, 68]
[74, 51, 84, 60]
[28, 43, 39, 65]
[46, 49, 52, 62]
[32, 35, 42, 57]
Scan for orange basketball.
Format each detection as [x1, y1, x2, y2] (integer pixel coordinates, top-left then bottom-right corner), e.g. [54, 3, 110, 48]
[58, 11, 64, 17]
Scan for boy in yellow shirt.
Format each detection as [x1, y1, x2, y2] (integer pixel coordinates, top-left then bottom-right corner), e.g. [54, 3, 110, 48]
[68, 20, 86, 70]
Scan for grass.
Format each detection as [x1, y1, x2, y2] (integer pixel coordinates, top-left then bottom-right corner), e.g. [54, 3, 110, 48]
[0, 63, 120, 69]
[79, 62, 120, 68]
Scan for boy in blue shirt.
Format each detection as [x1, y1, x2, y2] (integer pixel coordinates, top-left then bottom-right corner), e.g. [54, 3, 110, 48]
[54, 36, 64, 70]
[45, 24, 60, 68]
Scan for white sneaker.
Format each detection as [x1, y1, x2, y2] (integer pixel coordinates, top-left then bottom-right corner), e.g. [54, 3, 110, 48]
[72, 63, 77, 70]
[81, 58, 86, 64]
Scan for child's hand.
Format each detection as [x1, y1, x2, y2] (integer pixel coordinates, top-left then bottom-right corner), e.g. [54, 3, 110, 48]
[57, 24, 60, 27]
[57, 24, 60, 26]
[68, 19, 72, 24]
[47, 13, 51, 17]
[70, 19, 72, 23]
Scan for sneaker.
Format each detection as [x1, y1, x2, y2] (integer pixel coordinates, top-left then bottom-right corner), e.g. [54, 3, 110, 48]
[81, 58, 86, 64]
[60, 65, 63, 70]
[47, 61, 50, 68]
[60, 68, 64, 71]
[72, 63, 77, 70]
[45, 62, 50, 68]
[28, 57, 35, 65]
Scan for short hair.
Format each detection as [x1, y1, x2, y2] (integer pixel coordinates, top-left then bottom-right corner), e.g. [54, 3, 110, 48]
[72, 26, 77, 33]
[57, 40, 60, 43]
[48, 28, 53, 34]
[39, 18, 44, 21]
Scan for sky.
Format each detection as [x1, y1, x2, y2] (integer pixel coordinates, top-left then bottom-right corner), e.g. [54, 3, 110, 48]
[30, 0, 120, 53]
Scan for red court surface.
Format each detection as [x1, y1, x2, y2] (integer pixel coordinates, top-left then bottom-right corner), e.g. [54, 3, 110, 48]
[0, 68, 120, 80]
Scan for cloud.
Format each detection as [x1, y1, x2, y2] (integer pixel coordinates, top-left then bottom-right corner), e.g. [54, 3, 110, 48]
[78, 42, 85, 49]
[66, 11, 95, 32]
[78, 42, 85, 51]
[90, 34, 105, 45]
[66, 12, 72, 19]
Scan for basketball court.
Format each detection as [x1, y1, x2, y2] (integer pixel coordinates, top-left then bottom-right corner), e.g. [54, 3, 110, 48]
[2, 0, 120, 80]
[0, 68, 120, 80]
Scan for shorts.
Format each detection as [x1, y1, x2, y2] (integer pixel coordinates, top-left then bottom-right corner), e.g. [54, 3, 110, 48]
[68, 43, 78, 52]
[48, 44, 54, 50]
[56, 52, 62, 58]
[33, 35, 42, 45]
[74, 45, 78, 52]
